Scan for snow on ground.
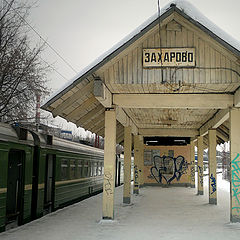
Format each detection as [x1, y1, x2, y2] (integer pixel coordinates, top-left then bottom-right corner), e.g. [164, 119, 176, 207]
[1, 175, 240, 240]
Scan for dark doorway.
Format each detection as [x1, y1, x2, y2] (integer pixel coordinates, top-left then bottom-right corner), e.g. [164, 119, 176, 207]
[6, 149, 25, 227]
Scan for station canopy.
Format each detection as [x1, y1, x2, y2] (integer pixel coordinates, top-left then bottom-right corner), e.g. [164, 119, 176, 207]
[42, 1, 240, 147]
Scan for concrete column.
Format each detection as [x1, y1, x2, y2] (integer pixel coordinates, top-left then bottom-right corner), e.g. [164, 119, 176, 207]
[197, 136, 204, 195]
[133, 135, 141, 194]
[208, 129, 217, 204]
[139, 136, 144, 187]
[102, 109, 116, 220]
[190, 141, 195, 188]
[123, 126, 132, 204]
[230, 108, 240, 222]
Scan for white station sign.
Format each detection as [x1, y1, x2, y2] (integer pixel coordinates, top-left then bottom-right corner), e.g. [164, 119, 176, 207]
[143, 48, 195, 67]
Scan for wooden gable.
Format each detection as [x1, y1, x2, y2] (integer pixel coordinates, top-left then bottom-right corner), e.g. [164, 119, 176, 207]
[96, 11, 240, 94]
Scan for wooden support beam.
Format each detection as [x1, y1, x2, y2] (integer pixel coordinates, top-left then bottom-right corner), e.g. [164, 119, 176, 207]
[139, 128, 198, 137]
[116, 132, 124, 145]
[96, 130, 104, 137]
[123, 126, 132, 204]
[97, 121, 123, 137]
[234, 87, 240, 107]
[102, 109, 116, 220]
[116, 106, 130, 127]
[208, 129, 217, 205]
[133, 135, 141, 195]
[199, 109, 229, 136]
[76, 104, 104, 126]
[190, 141, 195, 188]
[66, 95, 98, 120]
[113, 94, 233, 109]
[216, 129, 229, 143]
[116, 106, 138, 135]
[197, 136, 204, 195]
[52, 81, 94, 117]
[230, 108, 240, 222]
[83, 112, 105, 130]
[89, 120, 105, 134]
[94, 78, 112, 108]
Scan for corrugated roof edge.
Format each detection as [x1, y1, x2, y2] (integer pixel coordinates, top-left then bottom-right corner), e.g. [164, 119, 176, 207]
[41, 0, 240, 111]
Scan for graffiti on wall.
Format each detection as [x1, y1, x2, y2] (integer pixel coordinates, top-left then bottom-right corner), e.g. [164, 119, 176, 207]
[190, 161, 195, 184]
[198, 166, 203, 188]
[210, 174, 216, 194]
[104, 171, 113, 195]
[149, 154, 189, 184]
[134, 165, 139, 188]
[232, 153, 240, 212]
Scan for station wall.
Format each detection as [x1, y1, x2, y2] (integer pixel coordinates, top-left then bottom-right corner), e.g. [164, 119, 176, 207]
[143, 145, 191, 186]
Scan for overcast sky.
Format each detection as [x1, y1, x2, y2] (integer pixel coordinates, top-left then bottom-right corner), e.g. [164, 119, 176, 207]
[29, 0, 240, 93]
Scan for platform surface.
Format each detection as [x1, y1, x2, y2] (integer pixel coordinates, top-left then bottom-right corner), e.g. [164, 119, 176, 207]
[1, 175, 240, 240]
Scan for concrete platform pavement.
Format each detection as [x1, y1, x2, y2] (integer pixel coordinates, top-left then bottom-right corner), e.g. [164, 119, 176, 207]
[1, 175, 240, 240]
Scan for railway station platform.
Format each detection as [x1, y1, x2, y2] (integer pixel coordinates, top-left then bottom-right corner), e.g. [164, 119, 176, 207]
[0, 175, 239, 240]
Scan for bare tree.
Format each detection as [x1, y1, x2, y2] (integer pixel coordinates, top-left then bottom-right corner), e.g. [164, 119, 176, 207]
[0, 0, 49, 123]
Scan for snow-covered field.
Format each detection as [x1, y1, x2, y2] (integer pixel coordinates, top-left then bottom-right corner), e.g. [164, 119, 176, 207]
[1, 174, 240, 240]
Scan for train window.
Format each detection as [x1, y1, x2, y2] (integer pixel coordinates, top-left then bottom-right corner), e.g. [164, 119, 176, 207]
[98, 162, 103, 176]
[78, 160, 82, 178]
[90, 162, 93, 177]
[83, 161, 89, 177]
[61, 159, 69, 180]
[70, 160, 77, 179]
[93, 162, 97, 176]
[96, 162, 99, 176]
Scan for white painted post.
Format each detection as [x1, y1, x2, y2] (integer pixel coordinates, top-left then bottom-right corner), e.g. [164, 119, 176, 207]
[133, 135, 140, 194]
[123, 126, 132, 204]
[139, 136, 144, 188]
[197, 136, 204, 195]
[102, 109, 116, 220]
[208, 129, 217, 204]
[190, 141, 195, 188]
[230, 108, 240, 222]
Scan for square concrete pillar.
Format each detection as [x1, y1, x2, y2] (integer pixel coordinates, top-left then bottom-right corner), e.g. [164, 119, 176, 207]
[190, 141, 195, 188]
[123, 126, 132, 204]
[230, 108, 240, 222]
[102, 109, 116, 220]
[197, 136, 204, 195]
[208, 129, 217, 204]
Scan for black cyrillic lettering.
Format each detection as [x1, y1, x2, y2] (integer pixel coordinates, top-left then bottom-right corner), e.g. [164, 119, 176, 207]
[151, 53, 157, 62]
[176, 52, 181, 62]
[182, 52, 187, 62]
[170, 52, 175, 62]
[144, 53, 150, 62]
[164, 52, 169, 62]
[188, 52, 193, 62]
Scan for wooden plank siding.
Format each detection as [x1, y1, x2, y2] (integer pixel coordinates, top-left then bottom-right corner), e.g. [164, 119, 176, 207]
[100, 18, 240, 94]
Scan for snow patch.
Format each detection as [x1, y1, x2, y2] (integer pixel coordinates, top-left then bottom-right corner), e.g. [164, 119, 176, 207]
[98, 219, 119, 225]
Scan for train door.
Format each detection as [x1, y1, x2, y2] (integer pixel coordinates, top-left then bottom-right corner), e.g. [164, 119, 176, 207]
[44, 154, 56, 213]
[6, 150, 25, 228]
[31, 146, 39, 220]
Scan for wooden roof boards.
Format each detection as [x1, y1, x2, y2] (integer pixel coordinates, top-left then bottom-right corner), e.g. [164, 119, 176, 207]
[41, 2, 240, 143]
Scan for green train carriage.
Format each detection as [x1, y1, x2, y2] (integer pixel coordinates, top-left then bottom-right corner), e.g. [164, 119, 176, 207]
[0, 123, 35, 232]
[42, 136, 105, 212]
[0, 122, 123, 232]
